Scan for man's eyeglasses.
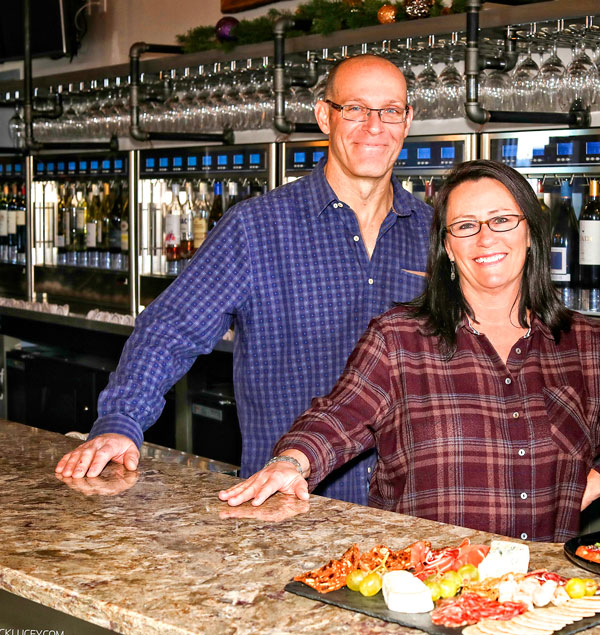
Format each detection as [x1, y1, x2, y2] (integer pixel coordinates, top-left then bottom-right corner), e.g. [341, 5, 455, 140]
[445, 214, 526, 238]
[325, 100, 410, 124]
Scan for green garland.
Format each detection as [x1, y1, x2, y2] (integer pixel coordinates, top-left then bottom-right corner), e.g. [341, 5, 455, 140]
[177, 0, 467, 54]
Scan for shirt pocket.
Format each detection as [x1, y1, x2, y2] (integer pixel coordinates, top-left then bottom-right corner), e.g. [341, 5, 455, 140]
[397, 269, 427, 301]
[543, 385, 592, 461]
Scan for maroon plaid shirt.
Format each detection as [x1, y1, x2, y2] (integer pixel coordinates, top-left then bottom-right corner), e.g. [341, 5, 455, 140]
[274, 307, 600, 542]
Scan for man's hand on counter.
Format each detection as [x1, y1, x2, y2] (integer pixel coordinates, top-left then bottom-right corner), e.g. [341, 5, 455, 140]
[55, 433, 140, 478]
[218, 450, 310, 507]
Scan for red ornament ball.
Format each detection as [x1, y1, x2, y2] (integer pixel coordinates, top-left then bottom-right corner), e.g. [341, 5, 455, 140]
[215, 16, 239, 42]
[377, 4, 397, 23]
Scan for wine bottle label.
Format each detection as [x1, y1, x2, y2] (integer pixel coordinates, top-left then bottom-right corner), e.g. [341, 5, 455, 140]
[550, 247, 570, 281]
[76, 210, 85, 230]
[0, 210, 7, 235]
[580, 221, 600, 266]
[7, 211, 17, 234]
[164, 214, 181, 246]
[16, 210, 25, 226]
[86, 223, 97, 248]
[193, 217, 207, 248]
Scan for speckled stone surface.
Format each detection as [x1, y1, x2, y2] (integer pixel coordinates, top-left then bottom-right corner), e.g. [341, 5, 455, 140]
[2, 419, 600, 635]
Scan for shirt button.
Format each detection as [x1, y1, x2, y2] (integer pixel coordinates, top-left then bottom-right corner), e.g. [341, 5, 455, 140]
[505, 378, 512, 385]
[515, 348, 522, 354]
[518, 449, 526, 456]
[512, 412, 519, 419]
[353, 235, 360, 242]
[368, 278, 374, 285]
[520, 532, 528, 540]
[520, 492, 528, 500]
[367, 467, 372, 474]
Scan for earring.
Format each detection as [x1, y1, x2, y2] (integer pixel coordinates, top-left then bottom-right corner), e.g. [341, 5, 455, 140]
[450, 261, 456, 281]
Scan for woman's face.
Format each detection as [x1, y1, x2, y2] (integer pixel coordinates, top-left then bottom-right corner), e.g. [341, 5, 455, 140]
[444, 178, 530, 301]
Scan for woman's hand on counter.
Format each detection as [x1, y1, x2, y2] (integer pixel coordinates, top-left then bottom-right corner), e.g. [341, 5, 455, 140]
[55, 433, 139, 478]
[218, 451, 310, 507]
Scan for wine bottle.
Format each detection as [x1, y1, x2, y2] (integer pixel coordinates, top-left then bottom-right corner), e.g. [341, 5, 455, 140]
[66, 185, 78, 265]
[108, 182, 123, 270]
[165, 183, 182, 275]
[99, 182, 112, 268]
[56, 184, 70, 265]
[579, 179, 600, 313]
[120, 184, 129, 270]
[551, 181, 580, 309]
[7, 184, 18, 264]
[192, 181, 210, 251]
[75, 187, 88, 266]
[529, 178, 551, 235]
[16, 184, 26, 265]
[86, 184, 102, 268]
[208, 181, 223, 230]
[178, 182, 194, 266]
[424, 180, 435, 207]
[0, 185, 8, 262]
[226, 181, 240, 211]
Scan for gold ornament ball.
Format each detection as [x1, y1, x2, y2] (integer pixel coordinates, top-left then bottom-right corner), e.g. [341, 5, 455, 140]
[404, 0, 434, 19]
[343, 0, 363, 7]
[377, 4, 397, 23]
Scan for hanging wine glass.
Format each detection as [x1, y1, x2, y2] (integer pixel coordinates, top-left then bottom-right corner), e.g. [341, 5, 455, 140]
[414, 38, 439, 120]
[397, 39, 417, 117]
[561, 41, 596, 110]
[511, 41, 540, 111]
[437, 33, 465, 119]
[535, 39, 566, 111]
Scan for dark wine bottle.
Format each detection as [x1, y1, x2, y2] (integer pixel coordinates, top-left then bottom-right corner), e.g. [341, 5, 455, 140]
[16, 184, 26, 265]
[208, 181, 223, 230]
[551, 181, 579, 309]
[579, 179, 600, 313]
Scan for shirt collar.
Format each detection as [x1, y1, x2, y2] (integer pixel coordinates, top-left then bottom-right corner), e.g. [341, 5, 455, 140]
[304, 158, 422, 218]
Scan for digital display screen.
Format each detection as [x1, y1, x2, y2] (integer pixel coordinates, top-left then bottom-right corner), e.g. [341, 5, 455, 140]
[532, 148, 544, 157]
[173, 157, 182, 168]
[57, 162, 65, 171]
[202, 156, 212, 167]
[47, 162, 54, 172]
[217, 155, 227, 166]
[249, 153, 260, 164]
[557, 142, 573, 156]
[36, 163, 43, 173]
[91, 160, 99, 171]
[441, 147, 455, 159]
[79, 161, 87, 171]
[145, 158, 155, 169]
[233, 154, 243, 165]
[5, 164, 12, 173]
[114, 158, 123, 170]
[502, 144, 518, 158]
[102, 159, 111, 170]
[68, 161, 76, 171]
[294, 152, 306, 163]
[313, 151, 325, 162]
[417, 147, 431, 160]
[398, 149, 408, 160]
[187, 156, 197, 167]
[14, 164, 21, 173]
[0, 165, 4, 174]
[586, 141, 600, 155]
[159, 157, 168, 168]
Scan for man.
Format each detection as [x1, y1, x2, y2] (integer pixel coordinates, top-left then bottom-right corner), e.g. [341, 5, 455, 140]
[55, 55, 432, 506]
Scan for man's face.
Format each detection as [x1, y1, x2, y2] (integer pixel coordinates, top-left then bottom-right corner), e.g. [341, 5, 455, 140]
[314, 58, 413, 182]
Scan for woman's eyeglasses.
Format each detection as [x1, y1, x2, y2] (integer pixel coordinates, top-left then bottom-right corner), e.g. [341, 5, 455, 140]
[446, 214, 526, 238]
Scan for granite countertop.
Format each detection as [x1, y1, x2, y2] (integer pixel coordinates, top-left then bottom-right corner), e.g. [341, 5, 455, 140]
[2, 419, 599, 635]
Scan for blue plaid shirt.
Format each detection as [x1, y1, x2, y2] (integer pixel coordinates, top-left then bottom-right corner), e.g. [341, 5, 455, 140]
[89, 160, 432, 505]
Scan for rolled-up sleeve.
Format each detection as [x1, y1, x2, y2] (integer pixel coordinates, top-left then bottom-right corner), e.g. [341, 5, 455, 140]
[273, 317, 393, 490]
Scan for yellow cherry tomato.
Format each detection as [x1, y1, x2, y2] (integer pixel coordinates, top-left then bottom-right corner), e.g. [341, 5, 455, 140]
[359, 572, 383, 597]
[566, 577, 586, 599]
[583, 578, 598, 596]
[346, 569, 367, 592]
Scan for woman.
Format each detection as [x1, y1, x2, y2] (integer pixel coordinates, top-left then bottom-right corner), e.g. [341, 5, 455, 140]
[219, 160, 600, 542]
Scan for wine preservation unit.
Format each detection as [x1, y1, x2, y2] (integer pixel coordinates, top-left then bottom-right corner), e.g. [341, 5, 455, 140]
[483, 130, 600, 315]
[137, 143, 276, 308]
[31, 152, 132, 314]
[0, 156, 26, 300]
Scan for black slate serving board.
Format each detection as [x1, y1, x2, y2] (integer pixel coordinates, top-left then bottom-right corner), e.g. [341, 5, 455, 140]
[285, 580, 600, 635]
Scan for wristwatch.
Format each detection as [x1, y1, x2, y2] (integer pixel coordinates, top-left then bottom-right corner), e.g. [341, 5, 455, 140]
[263, 455, 303, 475]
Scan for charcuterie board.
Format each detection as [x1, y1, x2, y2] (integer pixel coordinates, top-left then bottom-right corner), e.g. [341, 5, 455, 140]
[284, 580, 600, 635]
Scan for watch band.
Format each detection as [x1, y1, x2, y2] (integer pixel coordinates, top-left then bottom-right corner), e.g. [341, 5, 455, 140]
[263, 455, 303, 475]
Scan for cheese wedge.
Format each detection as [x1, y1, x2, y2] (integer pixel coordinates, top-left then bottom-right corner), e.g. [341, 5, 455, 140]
[478, 541, 530, 580]
[382, 570, 434, 613]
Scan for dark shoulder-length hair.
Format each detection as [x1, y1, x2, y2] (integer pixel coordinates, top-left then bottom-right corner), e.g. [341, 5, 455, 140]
[403, 160, 572, 358]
